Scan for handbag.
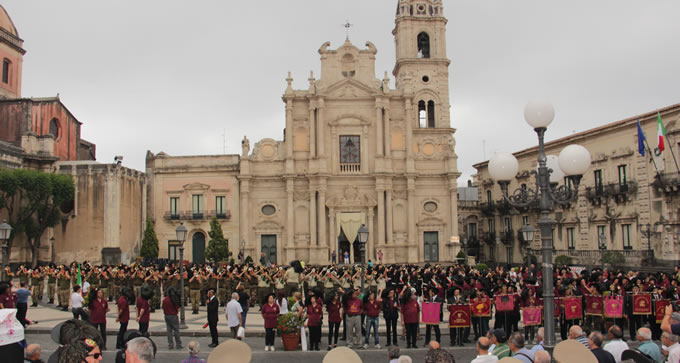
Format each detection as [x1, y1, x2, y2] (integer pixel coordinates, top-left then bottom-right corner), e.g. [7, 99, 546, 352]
[237, 326, 245, 338]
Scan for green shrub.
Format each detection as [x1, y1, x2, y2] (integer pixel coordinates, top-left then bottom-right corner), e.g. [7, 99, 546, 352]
[244, 255, 253, 265]
[554, 255, 572, 266]
[475, 263, 488, 271]
[456, 250, 466, 259]
[524, 254, 538, 265]
[601, 251, 625, 266]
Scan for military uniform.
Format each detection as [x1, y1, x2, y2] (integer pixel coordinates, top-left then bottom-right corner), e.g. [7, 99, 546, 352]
[248, 274, 257, 307]
[30, 272, 42, 306]
[99, 272, 110, 302]
[110, 272, 120, 302]
[132, 273, 144, 300]
[256, 274, 272, 307]
[47, 270, 57, 304]
[189, 274, 202, 314]
[57, 271, 70, 310]
[207, 273, 218, 305]
[150, 274, 161, 310]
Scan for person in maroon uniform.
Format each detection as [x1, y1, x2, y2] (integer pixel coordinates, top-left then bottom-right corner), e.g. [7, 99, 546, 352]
[306, 294, 323, 351]
[326, 293, 342, 350]
[400, 286, 420, 349]
[342, 288, 363, 348]
[88, 288, 110, 350]
[136, 293, 151, 334]
[363, 290, 383, 349]
[115, 288, 132, 349]
[261, 293, 280, 351]
[162, 290, 182, 349]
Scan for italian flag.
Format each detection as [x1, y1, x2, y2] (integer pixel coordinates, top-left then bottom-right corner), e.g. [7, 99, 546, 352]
[77, 264, 83, 296]
[657, 113, 667, 153]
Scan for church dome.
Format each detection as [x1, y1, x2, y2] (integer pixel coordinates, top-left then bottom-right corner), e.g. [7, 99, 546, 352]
[0, 5, 19, 37]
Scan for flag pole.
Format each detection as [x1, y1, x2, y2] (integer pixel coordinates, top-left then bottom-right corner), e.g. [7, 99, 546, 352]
[644, 139, 660, 176]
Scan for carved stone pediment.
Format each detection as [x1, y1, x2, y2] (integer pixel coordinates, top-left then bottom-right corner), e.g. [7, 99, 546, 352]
[322, 78, 377, 99]
[253, 220, 283, 232]
[417, 216, 445, 227]
[294, 191, 310, 201]
[251, 138, 284, 161]
[183, 183, 210, 191]
[326, 185, 377, 207]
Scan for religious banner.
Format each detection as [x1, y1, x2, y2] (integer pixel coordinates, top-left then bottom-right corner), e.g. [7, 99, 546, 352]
[495, 295, 515, 312]
[564, 296, 583, 320]
[656, 300, 670, 323]
[604, 295, 624, 318]
[633, 294, 652, 315]
[471, 297, 491, 317]
[522, 307, 543, 326]
[422, 302, 441, 325]
[585, 295, 604, 316]
[449, 304, 471, 328]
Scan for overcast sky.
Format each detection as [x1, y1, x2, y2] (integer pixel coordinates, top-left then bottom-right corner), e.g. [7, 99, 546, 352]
[5, 1, 680, 185]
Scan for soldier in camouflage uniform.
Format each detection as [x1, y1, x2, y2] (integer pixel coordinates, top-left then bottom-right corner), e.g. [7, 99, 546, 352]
[218, 269, 230, 307]
[132, 269, 144, 300]
[147, 270, 161, 312]
[99, 268, 110, 302]
[57, 266, 71, 311]
[30, 269, 42, 307]
[256, 267, 273, 308]
[47, 266, 57, 304]
[188, 269, 202, 314]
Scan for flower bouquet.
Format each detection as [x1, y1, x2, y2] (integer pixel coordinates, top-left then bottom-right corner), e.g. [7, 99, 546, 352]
[277, 312, 303, 350]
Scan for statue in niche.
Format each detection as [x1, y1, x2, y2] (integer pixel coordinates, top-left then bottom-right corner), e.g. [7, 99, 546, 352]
[343, 185, 359, 202]
[241, 136, 250, 158]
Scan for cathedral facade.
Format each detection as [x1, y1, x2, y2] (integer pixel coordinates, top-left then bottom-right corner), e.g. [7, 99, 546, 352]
[148, 0, 461, 265]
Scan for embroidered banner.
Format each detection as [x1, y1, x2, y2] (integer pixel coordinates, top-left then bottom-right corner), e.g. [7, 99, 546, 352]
[495, 294, 515, 312]
[633, 294, 652, 315]
[422, 302, 441, 325]
[604, 295, 623, 318]
[449, 304, 471, 328]
[522, 307, 543, 326]
[471, 297, 491, 317]
[585, 295, 604, 316]
[564, 296, 583, 320]
[656, 300, 670, 323]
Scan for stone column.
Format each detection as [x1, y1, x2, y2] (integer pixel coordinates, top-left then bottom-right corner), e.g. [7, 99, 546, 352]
[384, 108, 391, 158]
[329, 208, 336, 261]
[368, 208, 375, 261]
[386, 189, 394, 244]
[240, 179, 250, 252]
[318, 187, 327, 251]
[309, 187, 317, 246]
[375, 105, 383, 157]
[286, 100, 294, 158]
[286, 179, 295, 263]
[317, 99, 325, 158]
[309, 106, 316, 158]
[362, 126, 369, 173]
[449, 181, 459, 261]
[377, 186, 385, 245]
[407, 178, 417, 262]
[405, 99, 413, 158]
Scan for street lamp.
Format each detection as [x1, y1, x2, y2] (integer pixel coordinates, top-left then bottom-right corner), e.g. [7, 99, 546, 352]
[598, 233, 607, 270]
[488, 100, 591, 351]
[0, 220, 12, 281]
[175, 222, 188, 329]
[642, 224, 654, 263]
[357, 224, 369, 292]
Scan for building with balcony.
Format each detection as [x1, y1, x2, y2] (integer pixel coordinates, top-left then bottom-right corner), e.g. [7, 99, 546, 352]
[473, 102, 680, 267]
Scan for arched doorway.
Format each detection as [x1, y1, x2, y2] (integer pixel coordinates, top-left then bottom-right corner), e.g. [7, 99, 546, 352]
[192, 232, 206, 264]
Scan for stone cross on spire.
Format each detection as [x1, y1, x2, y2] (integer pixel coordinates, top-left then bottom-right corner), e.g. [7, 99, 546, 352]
[343, 20, 353, 40]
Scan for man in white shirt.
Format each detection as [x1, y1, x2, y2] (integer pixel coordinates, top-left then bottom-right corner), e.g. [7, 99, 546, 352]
[530, 327, 545, 355]
[225, 292, 243, 340]
[661, 332, 680, 363]
[70, 285, 88, 321]
[603, 325, 629, 363]
[471, 337, 499, 363]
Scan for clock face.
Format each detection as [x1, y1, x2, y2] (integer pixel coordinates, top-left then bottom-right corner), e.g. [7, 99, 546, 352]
[340, 135, 360, 163]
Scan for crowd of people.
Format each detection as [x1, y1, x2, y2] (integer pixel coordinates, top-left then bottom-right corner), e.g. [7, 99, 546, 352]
[2, 260, 680, 362]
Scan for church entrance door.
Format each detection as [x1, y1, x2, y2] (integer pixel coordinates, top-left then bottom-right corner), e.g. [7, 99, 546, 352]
[261, 235, 277, 265]
[192, 232, 206, 264]
[424, 231, 439, 262]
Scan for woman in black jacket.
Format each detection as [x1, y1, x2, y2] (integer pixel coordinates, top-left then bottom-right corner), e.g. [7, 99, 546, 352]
[382, 288, 400, 347]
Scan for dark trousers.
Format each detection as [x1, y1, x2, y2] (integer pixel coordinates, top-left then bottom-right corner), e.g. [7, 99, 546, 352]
[328, 322, 340, 345]
[524, 325, 535, 342]
[116, 322, 128, 349]
[309, 325, 321, 346]
[16, 302, 27, 327]
[241, 305, 249, 328]
[405, 323, 418, 348]
[385, 317, 398, 346]
[265, 328, 275, 346]
[139, 321, 149, 334]
[450, 327, 463, 345]
[342, 313, 347, 340]
[629, 315, 643, 340]
[72, 307, 89, 322]
[230, 326, 241, 340]
[93, 322, 107, 348]
[425, 324, 441, 344]
[209, 321, 218, 344]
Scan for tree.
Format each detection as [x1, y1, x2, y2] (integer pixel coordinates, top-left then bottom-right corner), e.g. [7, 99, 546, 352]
[601, 251, 625, 266]
[205, 216, 228, 262]
[140, 217, 159, 258]
[0, 169, 75, 267]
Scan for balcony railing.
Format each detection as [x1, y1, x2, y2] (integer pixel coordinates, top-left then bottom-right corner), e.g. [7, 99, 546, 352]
[208, 210, 232, 220]
[163, 211, 181, 220]
[553, 249, 653, 259]
[480, 201, 495, 216]
[339, 163, 361, 174]
[653, 172, 680, 194]
[501, 229, 514, 245]
[484, 231, 496, 245]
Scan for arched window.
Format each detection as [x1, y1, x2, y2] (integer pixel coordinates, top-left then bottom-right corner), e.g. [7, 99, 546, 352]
[49, 118, 59, 138]
[427, 101, 435, 127]
[2, 58, 9, 84]
[418, 101, 427, 128]
[417, 32, 430, 58]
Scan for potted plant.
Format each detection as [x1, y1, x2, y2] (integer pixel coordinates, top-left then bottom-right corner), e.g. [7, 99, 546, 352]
[277, 312, 304, 351]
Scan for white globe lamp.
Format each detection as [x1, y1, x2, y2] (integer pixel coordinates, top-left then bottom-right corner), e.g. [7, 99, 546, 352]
[488, 152, 519, 182]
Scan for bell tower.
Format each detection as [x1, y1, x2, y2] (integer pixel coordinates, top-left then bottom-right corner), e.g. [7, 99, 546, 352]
[393, 0, 451, 128]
